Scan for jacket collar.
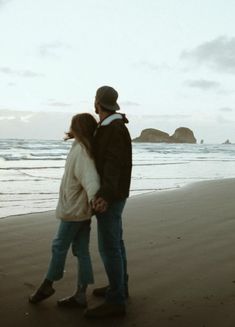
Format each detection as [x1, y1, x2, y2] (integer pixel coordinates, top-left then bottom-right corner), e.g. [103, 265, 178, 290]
[99, 113, 123, 127]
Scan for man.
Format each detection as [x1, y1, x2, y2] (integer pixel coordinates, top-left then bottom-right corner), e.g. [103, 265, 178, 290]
[84, 86, 132, 318]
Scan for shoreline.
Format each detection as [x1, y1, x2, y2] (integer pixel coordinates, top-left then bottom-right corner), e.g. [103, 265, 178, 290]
[1, 177, 233, 220]
[1, 141, 235, 220]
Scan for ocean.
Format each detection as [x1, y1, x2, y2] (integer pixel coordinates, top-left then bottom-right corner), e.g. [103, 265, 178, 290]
[0, 139, 235, 219]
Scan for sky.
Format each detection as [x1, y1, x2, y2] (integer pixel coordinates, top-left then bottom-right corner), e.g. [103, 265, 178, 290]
[1, 0, 235, 142]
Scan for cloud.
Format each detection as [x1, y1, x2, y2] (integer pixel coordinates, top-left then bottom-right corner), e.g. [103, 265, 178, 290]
[48, 101, 72, 108]
[0, 110, 39, 124]
[0, 115, 15, 120]
[0, 109, 74, 139]
[133, 61, 170, 72]
[8, 82, 16, 86]
[0, 0, 11, 7]
[0, 67, 44, 78]
[143, 114, 191, 120]
[120, 101, 140, 107]
[20, 114, 34, 123]
[219, 107, 233, 112]
[181, 36, 235, 73]
[184, 79, 221, 90]
[39, 41, 71, 57]
[216, 114, 235, 124]
[0, 109, 31, 119]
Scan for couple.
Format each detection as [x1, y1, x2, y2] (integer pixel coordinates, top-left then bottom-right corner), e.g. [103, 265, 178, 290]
[29, 86, 132, 318]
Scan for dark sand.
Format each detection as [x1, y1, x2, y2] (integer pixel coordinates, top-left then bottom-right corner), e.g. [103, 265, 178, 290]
[1, 179, 235, 327]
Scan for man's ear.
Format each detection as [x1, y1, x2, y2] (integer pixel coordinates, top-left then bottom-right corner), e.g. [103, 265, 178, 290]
[95, 102, 100, 114]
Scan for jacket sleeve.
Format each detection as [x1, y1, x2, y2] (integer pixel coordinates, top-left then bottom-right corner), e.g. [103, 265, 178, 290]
[96, 126, 125, 202]
[74, 147, 100, 203]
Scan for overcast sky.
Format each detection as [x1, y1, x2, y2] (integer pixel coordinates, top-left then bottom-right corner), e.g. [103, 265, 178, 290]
[1, 0, 235, 142]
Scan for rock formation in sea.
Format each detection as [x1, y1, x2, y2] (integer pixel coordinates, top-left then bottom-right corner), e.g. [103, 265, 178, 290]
[133, 127, 197, 143]
[222, 139, 231, 144]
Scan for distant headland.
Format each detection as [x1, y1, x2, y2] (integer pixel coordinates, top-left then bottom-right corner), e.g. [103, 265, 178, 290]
[133, 127, 197, 143]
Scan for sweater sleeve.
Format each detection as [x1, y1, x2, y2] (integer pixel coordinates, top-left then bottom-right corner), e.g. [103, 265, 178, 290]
[74, 146, 100, 203]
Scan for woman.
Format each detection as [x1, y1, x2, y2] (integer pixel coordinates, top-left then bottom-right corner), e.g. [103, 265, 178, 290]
[29, 113, 100, 308]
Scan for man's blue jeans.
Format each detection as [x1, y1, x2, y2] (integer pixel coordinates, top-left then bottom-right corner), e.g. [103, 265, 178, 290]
[46, 220, 94, 286]
[96, 199, 128, 304]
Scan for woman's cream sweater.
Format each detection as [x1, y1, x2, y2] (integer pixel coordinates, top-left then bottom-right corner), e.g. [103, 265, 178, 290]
[56, 140, 100, 221]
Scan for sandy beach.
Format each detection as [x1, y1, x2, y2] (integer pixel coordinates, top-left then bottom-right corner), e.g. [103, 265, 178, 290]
[1, 178, 235, 327]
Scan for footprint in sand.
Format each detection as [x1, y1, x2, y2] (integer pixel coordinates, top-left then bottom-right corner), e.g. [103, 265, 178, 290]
[168, 314, 181, 320]
[0, 270, 7, 277]
[24, 282, 35, 289]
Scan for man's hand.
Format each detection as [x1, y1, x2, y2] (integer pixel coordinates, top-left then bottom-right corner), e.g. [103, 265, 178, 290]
[92, 197, 108, 213]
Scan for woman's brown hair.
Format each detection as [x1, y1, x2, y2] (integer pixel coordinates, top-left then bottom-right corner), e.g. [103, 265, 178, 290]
[70, 113, 97, 158]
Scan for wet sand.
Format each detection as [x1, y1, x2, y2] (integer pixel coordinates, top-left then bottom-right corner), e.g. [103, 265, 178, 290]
[1, 178, 235, 327]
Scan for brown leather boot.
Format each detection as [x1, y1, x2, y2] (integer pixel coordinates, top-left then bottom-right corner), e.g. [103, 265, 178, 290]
[93, 285, 129, 298]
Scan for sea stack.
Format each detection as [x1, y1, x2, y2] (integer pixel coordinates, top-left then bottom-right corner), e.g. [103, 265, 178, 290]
[133, 127, 197, 143]
[170, 127, 197, 143]
[132, 128, 171, 143]
[223, 139, 231, 144]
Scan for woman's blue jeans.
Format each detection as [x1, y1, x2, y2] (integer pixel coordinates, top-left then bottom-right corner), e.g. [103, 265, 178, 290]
[46, 219, 94, 286]
[96, 199, 128, 304]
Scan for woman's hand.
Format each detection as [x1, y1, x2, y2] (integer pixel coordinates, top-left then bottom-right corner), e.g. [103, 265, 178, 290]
[91, 197, 108, 213]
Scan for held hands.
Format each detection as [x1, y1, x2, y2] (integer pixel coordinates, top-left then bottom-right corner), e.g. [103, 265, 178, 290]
[91, 197, 108, 213]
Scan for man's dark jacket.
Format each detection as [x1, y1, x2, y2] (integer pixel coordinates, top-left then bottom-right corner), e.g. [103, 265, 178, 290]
[93, 115, 132, 203]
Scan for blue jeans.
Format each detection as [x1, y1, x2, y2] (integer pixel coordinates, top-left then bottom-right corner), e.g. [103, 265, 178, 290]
[96, 199, 128, 304]
[46, 220, 94, 286]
